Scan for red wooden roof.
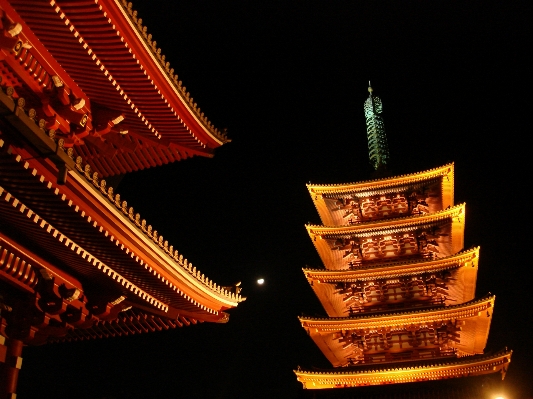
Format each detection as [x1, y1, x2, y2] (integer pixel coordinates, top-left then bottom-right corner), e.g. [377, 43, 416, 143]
[0, 86, 244, 344]
[1, 0, 229, 177]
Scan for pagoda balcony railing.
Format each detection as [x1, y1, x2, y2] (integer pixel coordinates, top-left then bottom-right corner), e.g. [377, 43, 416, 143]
[343, 197, 429, 225]
[347, 297, 446, 315]
[360, 348, 457, 365]
[347, 252, 435, 270]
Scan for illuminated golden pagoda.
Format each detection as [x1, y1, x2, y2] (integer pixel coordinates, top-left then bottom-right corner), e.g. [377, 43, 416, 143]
[294, 85, 511, 393]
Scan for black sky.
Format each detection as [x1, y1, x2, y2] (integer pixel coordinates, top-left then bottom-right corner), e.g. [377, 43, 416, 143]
[18, 1, 531, 398]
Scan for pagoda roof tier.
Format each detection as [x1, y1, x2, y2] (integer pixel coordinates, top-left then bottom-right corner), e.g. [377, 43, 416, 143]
[0, 158, 242, 313]
[0, 0, 229, 177]
[307, 164, 454, 226]
[294, 349, 511, 389]
[0, 186, 241, 315]
[307, 204, 465, 270]
[304, 248, 479, 317]
[299, 295, 494, 367]
[0, 101, 244, 338]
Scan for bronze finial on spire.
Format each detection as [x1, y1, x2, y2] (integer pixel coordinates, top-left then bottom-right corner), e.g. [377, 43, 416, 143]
[364, 82, 389, 171]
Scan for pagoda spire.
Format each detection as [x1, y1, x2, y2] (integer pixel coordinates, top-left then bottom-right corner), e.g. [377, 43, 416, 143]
[364, 82, 390, 170]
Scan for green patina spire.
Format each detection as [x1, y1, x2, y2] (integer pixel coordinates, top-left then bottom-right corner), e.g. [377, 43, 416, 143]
[364, 82, 389, 170]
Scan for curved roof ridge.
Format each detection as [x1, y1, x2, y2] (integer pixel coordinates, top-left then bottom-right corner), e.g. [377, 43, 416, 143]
[1, 86, 244, 311]
[302, 246, 479, 274]
[0, 186, 168, 312]
[118, 0, 230, 144]
[298, 293, 493, 322]
[45, 133, 244, 305]
[294, 348, 512, 374]
[307, 163, 454, 190]
[306, 202, 465, 231]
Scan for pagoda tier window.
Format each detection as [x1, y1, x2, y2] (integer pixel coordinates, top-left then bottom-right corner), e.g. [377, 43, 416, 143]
[360, 198, 379, 219]
[360, 328, 440, 353]
[328, 183, 444, 225]
[331, 228, 450, 269]
[399, 233, 417, 255]
[337, 273, 450, 313]
[376, 196, 393, 218]
[331, 193, 430, 224]
[359, 233, 420, 262]
[358, 194, 411, 222]
[334, 198, 362, 224]
[410, 198, 430, 216]
[340, 323, 459, 364]
[340, 232, 442, 269]
[361, 238, 381, 260]
[362, 348, 451, 364]
[378, 235, 400, 257]
[392, 194, 409, 214]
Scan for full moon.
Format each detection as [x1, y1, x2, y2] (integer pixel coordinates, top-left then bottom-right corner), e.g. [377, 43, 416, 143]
[257, 278, 265, 285]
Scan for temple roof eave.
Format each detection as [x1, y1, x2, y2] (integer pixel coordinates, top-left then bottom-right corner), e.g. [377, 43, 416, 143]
[307, 163, 454, 194]
[293, 349, 512, 389]
[299, 294, 494, 326]
[69, 171, 243, 309]
[101, 0, 230, 147]
[303, 247, 479, 282]
[301, 295, 494, 366]
[308, 204, 466, 271]
[2, 0, 231, 179]
[307, 163, 454, 226]
[306, 203, 465, 237]
[0, 102, 242, 315]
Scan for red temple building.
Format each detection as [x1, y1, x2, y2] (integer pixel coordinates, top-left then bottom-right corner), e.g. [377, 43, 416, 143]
[0, 1, 244, 396]
[294, 86, 511, 397]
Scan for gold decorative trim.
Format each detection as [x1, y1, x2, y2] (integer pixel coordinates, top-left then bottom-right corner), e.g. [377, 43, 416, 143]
[299, 295, 494, 330]
[0, 186, 167, 311]
[307, 203, 465, 238]
[303, 247, 479, 282]
[117, 0, 230, 144]
[0, 97, 244, 308]
[71, 150, 245, 305]
[307, 163, 453, 192]
[294, 349, 511, 389]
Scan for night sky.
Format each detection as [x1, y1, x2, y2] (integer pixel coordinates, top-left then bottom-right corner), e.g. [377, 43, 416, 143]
[18, 1, 530, 398]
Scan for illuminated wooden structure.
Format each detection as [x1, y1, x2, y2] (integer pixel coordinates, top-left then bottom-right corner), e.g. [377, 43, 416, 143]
[0, 1, 243, 396]
[296, 163, 511, 390]
[295, 350, 511, 389]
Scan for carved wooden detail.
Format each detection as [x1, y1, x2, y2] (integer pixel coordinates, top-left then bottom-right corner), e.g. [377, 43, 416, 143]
[336, 270, 451, 314]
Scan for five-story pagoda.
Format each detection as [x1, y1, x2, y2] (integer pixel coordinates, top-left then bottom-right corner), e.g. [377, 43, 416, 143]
[294, 84, 511, 393]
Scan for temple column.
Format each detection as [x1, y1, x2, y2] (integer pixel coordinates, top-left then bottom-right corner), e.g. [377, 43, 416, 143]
[0, 337, 23, 399]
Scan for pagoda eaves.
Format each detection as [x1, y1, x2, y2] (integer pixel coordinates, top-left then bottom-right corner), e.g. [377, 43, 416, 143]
[304, 247, 479, 317]
[294, 349, 512, 389]
[308, 203, 465, 271]
[300, 294, 494, 367]
[0, 0, 230, 178]
[308, 163, 454, 226]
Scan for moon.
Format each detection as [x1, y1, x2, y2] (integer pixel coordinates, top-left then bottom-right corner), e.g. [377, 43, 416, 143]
[257, 278, 265, 285]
